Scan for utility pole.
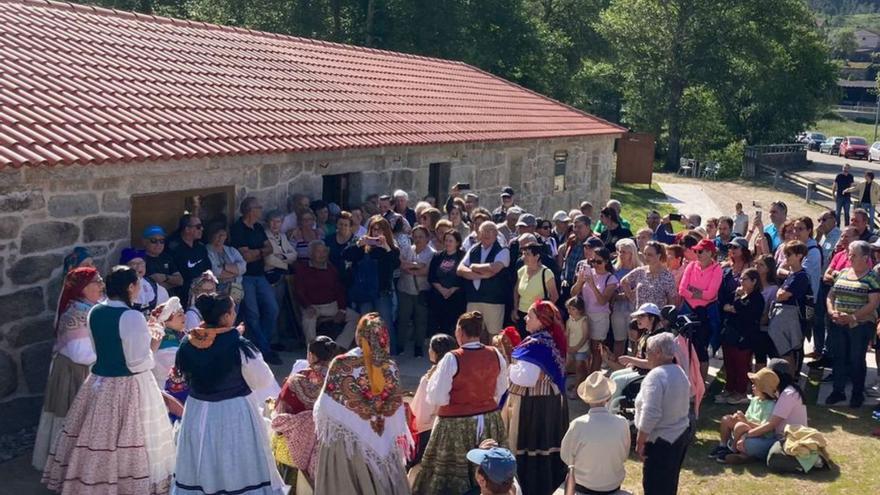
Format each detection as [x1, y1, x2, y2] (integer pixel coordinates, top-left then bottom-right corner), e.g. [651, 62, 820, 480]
[875, 95, 879, 142]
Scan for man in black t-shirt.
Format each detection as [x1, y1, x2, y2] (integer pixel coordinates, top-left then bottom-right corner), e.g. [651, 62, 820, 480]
[833, 163, 854, 226]
[169, 214, 211, 307]
[142, 225, 183, 295]
[229, 197, 281, 364]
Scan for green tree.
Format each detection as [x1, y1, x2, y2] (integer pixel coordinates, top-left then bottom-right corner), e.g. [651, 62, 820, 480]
[830, 28, 858, 59]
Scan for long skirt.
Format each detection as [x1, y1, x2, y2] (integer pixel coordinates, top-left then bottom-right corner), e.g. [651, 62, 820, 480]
[42, 372, 176, 495]
[507, 392, 568, 495]
[32, 354, 89, 471]
[173, 396, 285, 494]
[412, 410, 506, 495]
[315, 438, 410, 495]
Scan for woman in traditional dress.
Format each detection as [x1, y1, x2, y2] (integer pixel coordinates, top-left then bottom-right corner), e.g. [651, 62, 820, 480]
[271, 336, 338, 490]
[506, 300, 569, 495]
[62, 246, 94, 275]
[42, 265, 175, 494]
[313, 313, 412, 495]
[32, 267, 103, 471]
[149, 297, 185, 383]
[413, 312, 509, 495]
[173, 292, 286, 495]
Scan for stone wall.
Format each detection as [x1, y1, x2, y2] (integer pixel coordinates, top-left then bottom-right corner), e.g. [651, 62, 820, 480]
[0, 133, 617, 433]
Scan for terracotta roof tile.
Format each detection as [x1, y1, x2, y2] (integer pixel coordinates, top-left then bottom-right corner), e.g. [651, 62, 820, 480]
[0, 0, 624, 168]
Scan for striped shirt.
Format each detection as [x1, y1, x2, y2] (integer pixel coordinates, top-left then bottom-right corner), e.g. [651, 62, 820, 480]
[831, 268, 880, 322]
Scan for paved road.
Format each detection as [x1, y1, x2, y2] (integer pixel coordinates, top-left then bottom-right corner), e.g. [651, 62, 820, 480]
[799, 150, 879, 187]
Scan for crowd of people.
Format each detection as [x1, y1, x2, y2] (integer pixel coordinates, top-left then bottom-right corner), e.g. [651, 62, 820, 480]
[28, 171, 880, 495]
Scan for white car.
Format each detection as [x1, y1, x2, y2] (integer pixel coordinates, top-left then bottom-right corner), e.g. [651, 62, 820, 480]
[870, 141, 880, 162]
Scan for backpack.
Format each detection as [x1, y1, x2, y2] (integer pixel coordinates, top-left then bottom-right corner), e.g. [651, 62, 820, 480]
[348, 253, 380, 304]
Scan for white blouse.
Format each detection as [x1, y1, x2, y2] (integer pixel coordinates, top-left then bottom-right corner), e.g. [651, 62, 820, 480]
[425, 342, 509, 408]
[102, 300, 155, 374]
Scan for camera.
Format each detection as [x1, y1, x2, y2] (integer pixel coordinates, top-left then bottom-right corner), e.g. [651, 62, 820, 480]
[660, 305, 699, 340]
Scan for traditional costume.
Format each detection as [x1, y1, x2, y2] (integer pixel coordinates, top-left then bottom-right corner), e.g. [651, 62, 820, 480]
[506, 300, 569, 495]
[173, 324, 285, 494]
[150, 297, 184, 383]
[32, 267, 99, 471]
[412, 338, 509, 494]
[313, 314, 412, 495]
[42, 299, 176, 494]
[271, 360, 329, 489]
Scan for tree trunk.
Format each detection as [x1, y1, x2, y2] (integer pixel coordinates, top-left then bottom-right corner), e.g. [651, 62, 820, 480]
[332, 0, 342, 39]
[666, 80, 685, 171]
[365, 0, 375, 46]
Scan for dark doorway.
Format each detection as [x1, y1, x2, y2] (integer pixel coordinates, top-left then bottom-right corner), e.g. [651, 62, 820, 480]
[322, 173, 353, 209]
[428, 162, 451, 205]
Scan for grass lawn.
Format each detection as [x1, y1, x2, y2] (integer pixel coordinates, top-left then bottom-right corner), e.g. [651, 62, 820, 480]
[611, 181, 678, 232]
[812, 119, 878, 141]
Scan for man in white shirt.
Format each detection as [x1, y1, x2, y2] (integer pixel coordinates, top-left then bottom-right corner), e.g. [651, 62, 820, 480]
[560, 372, 630, 494]
[457, 222, 511, 335]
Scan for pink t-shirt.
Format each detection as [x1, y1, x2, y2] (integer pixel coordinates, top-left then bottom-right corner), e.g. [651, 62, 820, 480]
[579, 264, 619, 314]
[828, 249, 851, 272]
[772, 386, 808, 436]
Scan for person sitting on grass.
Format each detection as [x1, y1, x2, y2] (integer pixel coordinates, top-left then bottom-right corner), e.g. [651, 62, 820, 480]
[565, 296, 590, 400]
[709, 367, 779, 463]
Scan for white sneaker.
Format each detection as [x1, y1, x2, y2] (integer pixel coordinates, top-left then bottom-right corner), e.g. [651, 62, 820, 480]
[866, 385, 880, 398]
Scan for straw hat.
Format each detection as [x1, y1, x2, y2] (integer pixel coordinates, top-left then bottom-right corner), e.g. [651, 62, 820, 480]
[747, 368, 780, 398]
[577, 371, 617, 404]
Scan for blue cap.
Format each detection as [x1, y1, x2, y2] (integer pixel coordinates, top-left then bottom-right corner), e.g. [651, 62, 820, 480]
[119, 247, 146, 265]
[142, 225, 166, 239]
[466, 447, 516, 484]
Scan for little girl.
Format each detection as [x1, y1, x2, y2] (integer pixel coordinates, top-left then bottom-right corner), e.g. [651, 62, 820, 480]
[710, 367, 779, 462]
[565, 297, 589, 399]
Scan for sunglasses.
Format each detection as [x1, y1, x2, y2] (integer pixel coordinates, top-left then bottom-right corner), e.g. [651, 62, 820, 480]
[694, 250, 704, 254]
[588, 259, 603, 265]
[148, 238, 166, 244]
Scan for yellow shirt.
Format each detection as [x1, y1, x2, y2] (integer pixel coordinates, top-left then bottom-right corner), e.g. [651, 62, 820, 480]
[566, 316, 589, 353]
[517, 265, 554, 313]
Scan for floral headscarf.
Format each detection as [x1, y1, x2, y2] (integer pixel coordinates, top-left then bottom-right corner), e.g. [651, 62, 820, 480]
[188, 270, 219, 307]
[323, 313, 402, 435]
[288, 363, 330, 409]
[55, 267, 99, 334]
[62, 247, 92, 275]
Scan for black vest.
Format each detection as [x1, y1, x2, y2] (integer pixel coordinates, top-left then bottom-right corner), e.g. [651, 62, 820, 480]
[464, 241, 508, 304]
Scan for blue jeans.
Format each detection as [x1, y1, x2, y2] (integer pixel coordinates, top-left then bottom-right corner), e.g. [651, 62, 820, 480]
[241, 275, 279, 355]
[860, 202, 875, 232]
[835, 197, 850, 226]
[813, 283, 830, 356]
[355, 290, 396, 351]
[744, 435, 780, 461]
[831, 322, 875, 397]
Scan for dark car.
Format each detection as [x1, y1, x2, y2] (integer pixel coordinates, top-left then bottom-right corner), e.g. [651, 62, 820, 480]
[839, 136, 869, 159]
[804, 132, 826, 151]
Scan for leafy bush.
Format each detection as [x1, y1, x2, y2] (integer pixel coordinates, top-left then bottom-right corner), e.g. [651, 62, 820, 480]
[709, 141, 747, 179]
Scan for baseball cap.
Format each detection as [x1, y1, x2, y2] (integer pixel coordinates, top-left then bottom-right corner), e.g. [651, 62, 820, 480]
[695, 238, 717, 253]
[727, 237, 749, 250]
[466, 447, 517, 484]
[142, 225, 167, 239]
[517, 233, 538, 247]
[552, 210, 571, 222]
[631, 303, 662, 318]
[501, 186, 515, 197]
[516, 213, 537, 228]
[507, 206, 523, 216]
[584, 237, 604, 249]
[119, 247, 146, 265]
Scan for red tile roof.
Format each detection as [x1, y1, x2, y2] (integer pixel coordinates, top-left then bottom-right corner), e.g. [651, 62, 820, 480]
[0, 0, 624, 168]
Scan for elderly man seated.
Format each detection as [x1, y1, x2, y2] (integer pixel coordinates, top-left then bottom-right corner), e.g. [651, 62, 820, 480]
[559, 372, 631, 495]
[293, 240, 358, 348]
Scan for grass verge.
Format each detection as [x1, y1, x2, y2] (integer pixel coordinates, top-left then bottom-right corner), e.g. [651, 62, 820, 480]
[611, 182, 678, 232]
[813, 119, 878, 141]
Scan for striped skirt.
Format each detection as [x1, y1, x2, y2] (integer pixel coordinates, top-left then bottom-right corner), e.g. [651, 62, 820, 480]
[31, 353, 89, 471]
[506, 389, 568, 495]
[411, 410, 506, 495]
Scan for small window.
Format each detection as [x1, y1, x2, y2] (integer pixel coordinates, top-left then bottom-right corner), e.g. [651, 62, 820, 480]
[428, 162, 451, 205]
[130, 186, 234, 247]
[553, 151, 568, 192]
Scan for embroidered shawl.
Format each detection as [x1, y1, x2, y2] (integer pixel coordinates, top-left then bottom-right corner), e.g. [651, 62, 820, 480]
[287, 363, 329, 409]
[511, 330, 567, 392]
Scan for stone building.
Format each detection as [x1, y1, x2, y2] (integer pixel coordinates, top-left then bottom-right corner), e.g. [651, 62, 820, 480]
[0, 0, 623, 431]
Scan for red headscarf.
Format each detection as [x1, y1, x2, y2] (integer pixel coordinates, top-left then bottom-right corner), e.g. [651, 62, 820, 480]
[55, 267, 99, 334]
[529, 300, 567, 359]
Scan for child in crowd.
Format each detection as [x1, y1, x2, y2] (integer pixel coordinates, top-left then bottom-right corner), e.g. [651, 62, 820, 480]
[564, 297, 589, 399]
[733, 202, 749, 237]
[709, 368, 779, 462]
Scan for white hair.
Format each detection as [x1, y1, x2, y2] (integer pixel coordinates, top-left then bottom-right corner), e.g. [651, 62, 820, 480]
[646, 332, 677, 360]
[308, 239, 327, 257]
[606, 199, 622, 212]
[393, 189, 409, 201]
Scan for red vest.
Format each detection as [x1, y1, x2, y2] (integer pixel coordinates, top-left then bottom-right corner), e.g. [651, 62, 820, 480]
[438, 346, 500, 417]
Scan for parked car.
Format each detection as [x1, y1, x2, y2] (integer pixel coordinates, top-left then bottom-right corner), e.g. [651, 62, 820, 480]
[869, 141, 880, 162]
[819, 136, 843, 154]
[839, 136, 869, 159]
[804, 132, 826, 151]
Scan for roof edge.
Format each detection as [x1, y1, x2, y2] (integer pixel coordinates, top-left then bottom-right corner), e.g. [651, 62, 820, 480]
[11, 0, 472, 67]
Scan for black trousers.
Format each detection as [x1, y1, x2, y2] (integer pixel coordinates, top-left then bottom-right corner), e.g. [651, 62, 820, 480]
[643, 428, 690, 495]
